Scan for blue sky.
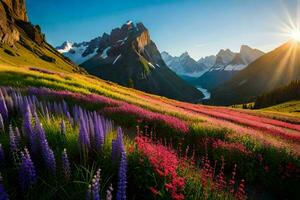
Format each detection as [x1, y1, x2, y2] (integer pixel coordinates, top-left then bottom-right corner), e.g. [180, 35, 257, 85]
[27, 0, 298, 59]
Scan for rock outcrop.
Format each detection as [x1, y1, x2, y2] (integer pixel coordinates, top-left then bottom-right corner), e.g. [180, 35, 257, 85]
[2, 0, 28, 21]
[0, 0, 45, 46]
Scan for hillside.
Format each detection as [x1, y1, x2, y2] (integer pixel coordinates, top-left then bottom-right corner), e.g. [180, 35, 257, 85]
[211, 41, 300, 105]
[0, 0, 83, 73]
[254, 80, 300, 108]
[261, 101, 300, 117]
[0, 64, 299, 199]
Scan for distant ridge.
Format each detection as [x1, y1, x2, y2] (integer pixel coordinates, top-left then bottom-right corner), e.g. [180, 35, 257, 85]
[195, 45, 264, 90]
[211, 41, 300, 105]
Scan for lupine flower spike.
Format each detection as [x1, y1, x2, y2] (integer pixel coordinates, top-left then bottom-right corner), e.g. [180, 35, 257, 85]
[62, 149, 71, 181]
[117, 152, 127, 200]
[0, 144, 5, 168]
[61, 120, 66, 136]
[0, 173, 9, 200]
[106, 184, 113, 200]
[19, 148, 37, 192]
[86, 169, 101, 200]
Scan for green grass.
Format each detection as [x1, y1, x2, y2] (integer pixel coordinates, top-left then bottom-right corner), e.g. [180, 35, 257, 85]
[262, 100, 300, 117]
[0, 40, 83, 74]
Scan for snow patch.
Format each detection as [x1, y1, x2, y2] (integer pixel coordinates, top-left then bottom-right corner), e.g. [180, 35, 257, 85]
[224, 64, 246, 71]
[126, 20, 133, 25]
[113, 54, 122, 65]
[57, 41, 73, 53]
[61, 45, 97, 65]
[100, 47, 111, 59]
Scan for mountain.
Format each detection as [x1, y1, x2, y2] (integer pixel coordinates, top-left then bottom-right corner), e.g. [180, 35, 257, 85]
[161, 51, 209, 77]
[61, 21, 203, 102]
[197, 55, 216, 68]
[56, 37, 101, 65]
[195, 45, 264, 90]
[210, 41, 300, 105]
[0, 0, 82, 73]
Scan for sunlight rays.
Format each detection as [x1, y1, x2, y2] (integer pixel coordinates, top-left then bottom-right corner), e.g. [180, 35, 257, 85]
[264, 0, 300, 89]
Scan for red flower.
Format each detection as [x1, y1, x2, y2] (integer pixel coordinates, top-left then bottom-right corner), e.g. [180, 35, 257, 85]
[136, 136, 185, 200]
[149, 187, 159, 196]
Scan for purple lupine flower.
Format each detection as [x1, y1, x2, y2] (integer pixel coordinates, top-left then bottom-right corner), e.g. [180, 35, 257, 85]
[66, 111, 73, 126]
[9, 126, 19, 164]
[0, 114, 4, 132]
[88, 114, 95, 142]
[0, 173, 9, 200]
[112, 127, 125, 162]
[78, 116, 90, 159]
[0, 144, 5, 167]
[86, 185, 92, 200]
[116, 152, 127, 200]
[62, 149, 71, 181]
[93, 114, 104, 151]
[62, 100, 68, 114]
[61, 120, 66, 136]
[23, 105, 36, 154]
[87, 168, 101, 200]
[14, 127, 21, 147]
[19, 148, 37, 192]
[45, 105, 50, 122]
[35, 117, 56, 175]
[0, 91, 8, 121]
[9, 125, 18, 153]
[54, 102, 60, 115]
[106, 184, 113, 200]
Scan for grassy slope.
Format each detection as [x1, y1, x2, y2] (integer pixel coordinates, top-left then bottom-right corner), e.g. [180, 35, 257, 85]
[262, 101, 300, 117]
[1, 63, 300, 199]
[0, 40, 83, 73]
[0, 64, 299, 150]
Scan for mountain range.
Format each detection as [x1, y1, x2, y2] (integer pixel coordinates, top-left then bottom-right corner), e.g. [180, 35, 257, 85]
[161, 51, 213, 77]
[195, 45, 264, 90]
[211, 41, 300, 105]
[57, 22, 204, 102]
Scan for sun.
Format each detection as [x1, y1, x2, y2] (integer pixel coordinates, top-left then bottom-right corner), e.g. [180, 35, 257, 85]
[290, 29, 300, 42]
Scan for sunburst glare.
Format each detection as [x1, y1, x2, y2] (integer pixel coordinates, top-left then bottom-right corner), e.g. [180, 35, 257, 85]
[290, 29, 300, 41]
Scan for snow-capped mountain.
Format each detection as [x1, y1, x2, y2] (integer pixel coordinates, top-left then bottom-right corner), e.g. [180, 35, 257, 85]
[58, 21, 203, 102]
[161, 51, 209, 77]
[211, 41, 300, 105]
[195, 45, 264, 90]
[208, 49, 237, 71]
[56, 37, 100, 64]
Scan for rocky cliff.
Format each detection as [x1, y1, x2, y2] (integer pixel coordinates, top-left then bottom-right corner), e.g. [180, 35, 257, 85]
[0, 0, 44, 46]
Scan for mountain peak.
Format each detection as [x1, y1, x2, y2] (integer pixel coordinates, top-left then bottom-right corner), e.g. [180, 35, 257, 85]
[180, 52, 190, 57]
[215, 48, 236, 65]
[240, 45, 251, 52]
[56, 41, 74, 53]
